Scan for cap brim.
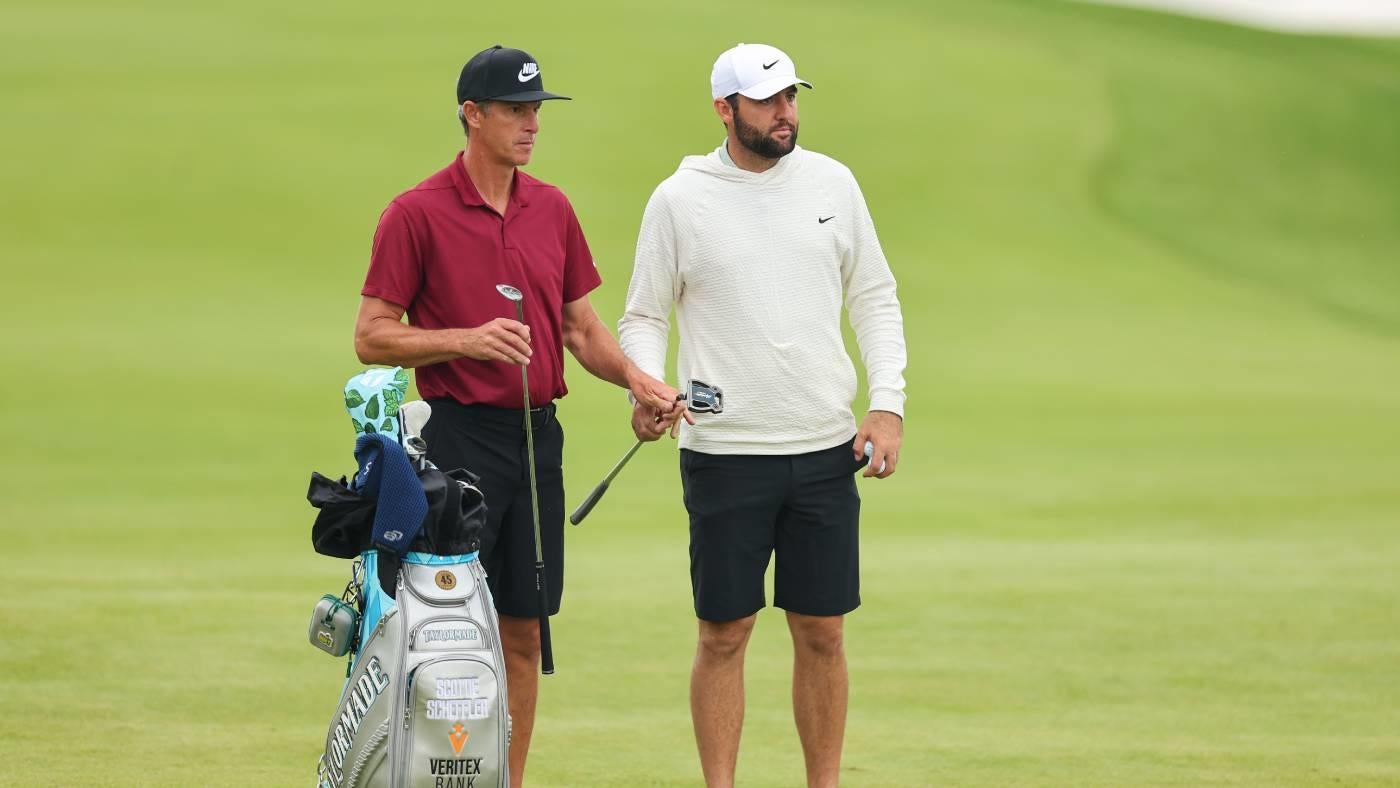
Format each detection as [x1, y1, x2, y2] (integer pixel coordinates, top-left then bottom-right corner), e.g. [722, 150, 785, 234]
[487, 90, 572, 102]
[737, 77, 812, 100]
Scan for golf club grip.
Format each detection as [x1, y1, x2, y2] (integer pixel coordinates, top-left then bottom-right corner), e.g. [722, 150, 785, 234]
[536, 562, 554, 675]
[569, 479, 611, 525]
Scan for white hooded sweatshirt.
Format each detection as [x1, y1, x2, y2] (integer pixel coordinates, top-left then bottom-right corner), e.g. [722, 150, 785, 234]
[619, 144, 907, 455]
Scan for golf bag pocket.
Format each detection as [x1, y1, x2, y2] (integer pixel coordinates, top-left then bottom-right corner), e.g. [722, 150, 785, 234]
[310, 594, 360, 657]
[402, 560, 477, 607]
[404, 656, 509, 787]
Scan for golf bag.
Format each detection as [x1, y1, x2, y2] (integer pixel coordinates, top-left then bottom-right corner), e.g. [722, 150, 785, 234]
[312, 551, 510, 788]
[308, 384, 510, 788]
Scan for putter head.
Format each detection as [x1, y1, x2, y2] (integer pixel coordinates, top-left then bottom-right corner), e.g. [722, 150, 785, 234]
[686, 380, 723, 414]
[496, 284, 523, 302]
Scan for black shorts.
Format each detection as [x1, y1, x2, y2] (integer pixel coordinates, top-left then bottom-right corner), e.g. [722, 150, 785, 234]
[679, 440, 863, 622]
[422, 398, 565, 618]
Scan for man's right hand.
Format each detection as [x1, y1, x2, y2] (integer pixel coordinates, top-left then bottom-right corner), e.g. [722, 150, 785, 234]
[631, 401, 691, 442]
[460, 318, 532, 364]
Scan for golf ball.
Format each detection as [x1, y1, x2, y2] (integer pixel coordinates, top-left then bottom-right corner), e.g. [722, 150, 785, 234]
[863, 441, 886, 473]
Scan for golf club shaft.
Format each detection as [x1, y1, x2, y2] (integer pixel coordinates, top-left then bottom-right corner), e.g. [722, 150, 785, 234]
[569, 439, 643, 525]
[514, 300, 555, 676]
[570, 392, 689, 525]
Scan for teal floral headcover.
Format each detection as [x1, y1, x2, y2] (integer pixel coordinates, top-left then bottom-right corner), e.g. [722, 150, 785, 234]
[344, 367, 410, 437]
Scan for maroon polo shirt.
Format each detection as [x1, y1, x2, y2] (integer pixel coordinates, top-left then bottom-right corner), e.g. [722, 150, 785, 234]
[362, 152, 602, 408]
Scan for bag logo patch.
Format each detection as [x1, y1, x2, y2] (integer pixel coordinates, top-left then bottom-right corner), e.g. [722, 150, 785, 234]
[435, 570, 457, 590]
[449, 723, 470, 755]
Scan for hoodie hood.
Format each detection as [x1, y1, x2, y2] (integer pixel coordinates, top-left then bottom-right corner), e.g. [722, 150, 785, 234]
[676, 143, 805, 184]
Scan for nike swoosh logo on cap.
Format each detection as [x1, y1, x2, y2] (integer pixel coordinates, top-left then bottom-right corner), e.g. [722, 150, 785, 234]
[762, 60, 779, 70]
[518, 63, 539, 82]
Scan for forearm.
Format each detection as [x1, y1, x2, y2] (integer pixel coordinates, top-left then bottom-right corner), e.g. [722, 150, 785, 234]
[565, 317, 638, 389]
[355, 316, 468, 369]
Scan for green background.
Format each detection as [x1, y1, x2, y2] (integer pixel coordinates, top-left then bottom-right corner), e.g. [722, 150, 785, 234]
[2, 0, 1398, 784]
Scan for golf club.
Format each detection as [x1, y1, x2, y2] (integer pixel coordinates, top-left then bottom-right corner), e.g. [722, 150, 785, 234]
[398, 401, 431, 471]
[567, 429, 649, 526]
[569, 380, 723, 525]
[496, 283, 554, 676]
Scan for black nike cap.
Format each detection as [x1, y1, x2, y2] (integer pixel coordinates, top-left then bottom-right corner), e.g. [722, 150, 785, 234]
[456, 45, 572, 104]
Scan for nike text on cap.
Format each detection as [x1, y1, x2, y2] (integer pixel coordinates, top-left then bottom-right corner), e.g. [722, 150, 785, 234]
[710, 43, 813, 100]
[457, 45, 572, 104]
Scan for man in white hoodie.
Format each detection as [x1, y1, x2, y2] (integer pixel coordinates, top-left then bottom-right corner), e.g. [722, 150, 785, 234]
[618, 43, 908, 788]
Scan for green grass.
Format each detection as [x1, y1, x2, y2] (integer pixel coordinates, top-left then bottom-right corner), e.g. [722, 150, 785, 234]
[2, 0, 1399, 784]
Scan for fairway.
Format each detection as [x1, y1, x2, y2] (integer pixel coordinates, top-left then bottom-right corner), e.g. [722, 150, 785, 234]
[2, 0, 1399, 785]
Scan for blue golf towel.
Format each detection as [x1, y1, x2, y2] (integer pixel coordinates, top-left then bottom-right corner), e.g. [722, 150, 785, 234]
[352, 433, 428, 555]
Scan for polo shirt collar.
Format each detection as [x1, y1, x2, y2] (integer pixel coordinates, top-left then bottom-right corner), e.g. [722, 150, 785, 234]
[450, 151, 531, 212]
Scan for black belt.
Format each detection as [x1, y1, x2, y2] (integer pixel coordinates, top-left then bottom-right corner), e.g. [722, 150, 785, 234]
[428, 398, 557, 429]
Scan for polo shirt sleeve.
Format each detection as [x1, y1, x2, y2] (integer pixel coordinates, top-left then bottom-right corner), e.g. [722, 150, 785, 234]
[361, 199, 423, 311]
[561, 202, 602, 303]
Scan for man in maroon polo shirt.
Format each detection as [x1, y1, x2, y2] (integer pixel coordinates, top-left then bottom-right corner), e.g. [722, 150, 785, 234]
[353, 45, 681, 786]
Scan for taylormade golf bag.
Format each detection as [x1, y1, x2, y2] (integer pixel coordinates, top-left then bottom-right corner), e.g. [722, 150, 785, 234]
[307, 375, 510, 788]
[311, 552, 509, 788]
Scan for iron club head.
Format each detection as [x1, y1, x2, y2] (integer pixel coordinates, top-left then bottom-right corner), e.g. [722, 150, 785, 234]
[496, 284, 523, 302]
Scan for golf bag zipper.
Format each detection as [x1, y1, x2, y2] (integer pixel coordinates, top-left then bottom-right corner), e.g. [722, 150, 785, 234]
[387, 572, 411, 787]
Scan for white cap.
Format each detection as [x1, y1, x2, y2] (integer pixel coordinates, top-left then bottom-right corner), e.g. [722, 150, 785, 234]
[710, 43, 813, 100]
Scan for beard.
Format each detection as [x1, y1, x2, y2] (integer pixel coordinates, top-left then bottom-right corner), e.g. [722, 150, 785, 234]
[733, 111, 797, 160]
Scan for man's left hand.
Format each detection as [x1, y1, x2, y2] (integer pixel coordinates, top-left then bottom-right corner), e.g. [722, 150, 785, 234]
[627, 369, 683, 415]
[853, 410, 903, 479]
